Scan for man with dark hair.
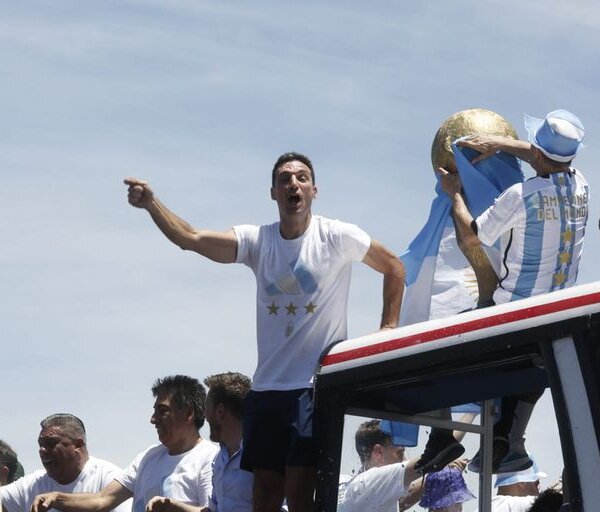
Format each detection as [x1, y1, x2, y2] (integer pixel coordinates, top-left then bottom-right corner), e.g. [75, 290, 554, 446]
[528, 488, 563, 512]
[31, 375, 218, 512]
[201, 372, 252, 512]
[338, 420, 419, 512]
[353, 420, 405, 468]
[0, 440, 19, 486]
[152, 375, 208, 430]
[124, 152, 405, 511]
[0, 415, 127, 512]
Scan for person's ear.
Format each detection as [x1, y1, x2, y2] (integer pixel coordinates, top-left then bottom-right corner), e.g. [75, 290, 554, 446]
[372, 443, 385, 461]
[271, 186, 275, 200]
[0, 464, 9, 484]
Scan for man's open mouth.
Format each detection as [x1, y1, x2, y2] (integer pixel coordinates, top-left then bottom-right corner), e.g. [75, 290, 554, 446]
[288, 194, 300, 205]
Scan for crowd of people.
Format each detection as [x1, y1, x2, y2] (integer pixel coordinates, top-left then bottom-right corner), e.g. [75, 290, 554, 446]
[0, 108, 588, 512]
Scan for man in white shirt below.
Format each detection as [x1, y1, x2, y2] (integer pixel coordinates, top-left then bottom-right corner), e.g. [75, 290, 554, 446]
[476, 459, 545, 512]
[338, 420, 420, 512]
[124, 152, 405, 511]
[201, 372, 253, 512]
[31, 375, 219, 512]
[0, 414, 128, 512]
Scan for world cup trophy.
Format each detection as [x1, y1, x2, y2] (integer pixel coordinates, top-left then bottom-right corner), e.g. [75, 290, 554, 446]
[431, 108, 518, 305]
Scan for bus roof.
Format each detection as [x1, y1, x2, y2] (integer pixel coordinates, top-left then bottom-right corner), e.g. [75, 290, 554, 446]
[319, 281, 600, 376]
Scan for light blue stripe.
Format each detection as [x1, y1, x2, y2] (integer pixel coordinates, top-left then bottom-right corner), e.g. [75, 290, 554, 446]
[573, 183, 590, 283]
[400, 145, 522, 287]
[512, 191, 544, 300]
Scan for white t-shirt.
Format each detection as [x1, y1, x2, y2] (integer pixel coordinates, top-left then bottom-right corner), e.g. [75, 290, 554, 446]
[115, 440, 219, 512]
[338, 463, 408, 512]
[0, 456, 128, 512]
[478, 494, 535, 512]
[234, 215, 371, 391]
[476, 170, 589, 304]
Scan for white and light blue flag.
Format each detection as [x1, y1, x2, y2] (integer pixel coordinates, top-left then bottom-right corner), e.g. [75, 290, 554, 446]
[400, 142, 523, 326]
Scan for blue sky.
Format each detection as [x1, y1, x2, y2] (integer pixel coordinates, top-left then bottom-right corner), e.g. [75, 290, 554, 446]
[2, 0, 599, 499]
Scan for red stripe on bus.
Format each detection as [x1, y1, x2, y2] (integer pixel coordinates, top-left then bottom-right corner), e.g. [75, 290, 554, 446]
[321, 292, 600, 367]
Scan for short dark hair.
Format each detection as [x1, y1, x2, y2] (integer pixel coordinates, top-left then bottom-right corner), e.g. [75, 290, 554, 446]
[0, 440, 19, 483]
[204, 372, 251, 420]
[271, 152, 315, 186]
[152, 375, 206, 429]
[528, 488, 563, 512]
[40, 414, 87, 444]
[354, 420, 391, 465]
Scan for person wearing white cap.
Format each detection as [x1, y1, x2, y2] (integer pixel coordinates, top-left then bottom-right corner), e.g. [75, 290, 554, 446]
[479, 458, 547, 512]
[436, 110, 589, 474]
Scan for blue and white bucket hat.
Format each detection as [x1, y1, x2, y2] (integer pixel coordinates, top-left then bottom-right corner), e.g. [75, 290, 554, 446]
[524, 109, 585, 163]
[495, 457, 548, 487]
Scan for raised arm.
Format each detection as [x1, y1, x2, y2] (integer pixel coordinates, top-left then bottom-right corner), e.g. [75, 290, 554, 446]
[362, 239, 405, 329]
[124, 177, 238, 263]
[456, 134, 533, 164]
[31, 481, 132, 512]
[437, 167, 481, 249]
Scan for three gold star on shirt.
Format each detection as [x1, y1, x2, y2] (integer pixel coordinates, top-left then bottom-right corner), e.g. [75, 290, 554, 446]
[267, 301, 317, 316]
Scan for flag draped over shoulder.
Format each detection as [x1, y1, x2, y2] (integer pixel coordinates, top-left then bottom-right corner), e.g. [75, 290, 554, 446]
[400, 142, 523, 326]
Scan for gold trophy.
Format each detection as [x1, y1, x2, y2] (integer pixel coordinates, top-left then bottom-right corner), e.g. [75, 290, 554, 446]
[431, 109, 518, 306]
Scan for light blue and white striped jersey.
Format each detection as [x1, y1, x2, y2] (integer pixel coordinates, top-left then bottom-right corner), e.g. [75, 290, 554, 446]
[476, 169, 589, 305]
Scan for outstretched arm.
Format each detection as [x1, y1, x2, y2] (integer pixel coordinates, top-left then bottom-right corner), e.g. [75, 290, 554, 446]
[145, 496, 204, 512]
[457, 135, 533, 164]
[362, 239, 405, 329]
[31, 481, 132, 512]
[124, 177, 238, 263]
[436, 167, 481, 249]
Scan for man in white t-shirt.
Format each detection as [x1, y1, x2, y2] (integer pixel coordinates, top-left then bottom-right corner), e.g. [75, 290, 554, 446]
[474, 460, 545, 512]
[0, 414, 128, 512]
[435, 109, 588, 474]
[31, 375, 219, 512]
[338, 420, 421, 512]
[123, 152, 406, 511]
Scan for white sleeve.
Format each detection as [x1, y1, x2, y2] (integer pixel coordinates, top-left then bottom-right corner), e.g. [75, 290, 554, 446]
[195, 445, 217, 507]
[333, 220, 371, 262]
[232, 224, 260, 266]
[0, 475, 28, 512]
[340, 463, 407, 511]
[114, 449, 146, 493]
[476, 184, 523, 247]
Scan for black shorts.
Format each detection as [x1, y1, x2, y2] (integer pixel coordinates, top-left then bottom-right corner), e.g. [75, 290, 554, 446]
[240, 388, 316, 474]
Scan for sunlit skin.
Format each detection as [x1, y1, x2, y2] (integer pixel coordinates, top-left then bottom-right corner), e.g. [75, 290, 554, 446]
[270, 161, 317, 239]
[150, 395, 197, 455]
[203, 393, 222, 444]
[382, 443, 405, 465]
[37, 426, 86, 485]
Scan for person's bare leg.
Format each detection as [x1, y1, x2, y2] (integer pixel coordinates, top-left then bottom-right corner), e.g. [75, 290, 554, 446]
[253, 469, 285, 512]
[285, 466, 316, 512]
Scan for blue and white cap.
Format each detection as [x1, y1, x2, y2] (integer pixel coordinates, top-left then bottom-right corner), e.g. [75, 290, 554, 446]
[495, 457, 548, 487]
[524, 109, 585, 163]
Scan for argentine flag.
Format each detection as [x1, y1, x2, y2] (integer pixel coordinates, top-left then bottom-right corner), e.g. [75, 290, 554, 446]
[400, 142, 523, 326]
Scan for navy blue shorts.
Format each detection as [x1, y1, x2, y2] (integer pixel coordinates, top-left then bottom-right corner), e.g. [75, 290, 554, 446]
[240, 388, 316, 474]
